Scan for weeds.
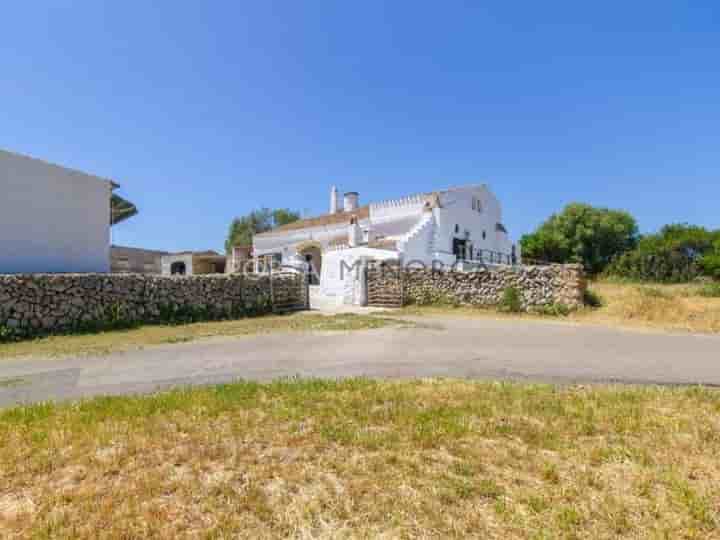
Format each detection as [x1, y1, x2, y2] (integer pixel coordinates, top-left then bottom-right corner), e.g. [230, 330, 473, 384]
[698, 282, 720, 298]
[498, 286, 523, 313]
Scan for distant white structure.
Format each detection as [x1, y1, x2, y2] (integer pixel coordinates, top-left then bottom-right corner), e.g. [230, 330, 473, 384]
[0, 149, 136, 274]
[253, 184, 518, 304]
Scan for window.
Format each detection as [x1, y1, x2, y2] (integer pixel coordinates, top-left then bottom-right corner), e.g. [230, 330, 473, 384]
[476, 199, 483, 213]
[482, 230, 487, 240]
[454, 224, 460, 234]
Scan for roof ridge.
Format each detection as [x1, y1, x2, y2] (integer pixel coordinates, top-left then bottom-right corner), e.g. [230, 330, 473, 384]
[0, 147, 117, 187]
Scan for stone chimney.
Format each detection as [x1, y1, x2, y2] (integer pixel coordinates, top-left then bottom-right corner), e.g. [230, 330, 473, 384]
[344, 192, 359, 212]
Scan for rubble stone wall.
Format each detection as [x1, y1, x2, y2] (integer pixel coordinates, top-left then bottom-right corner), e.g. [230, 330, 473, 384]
[0, 272, 307, 339]
[368, 264, 586, 310]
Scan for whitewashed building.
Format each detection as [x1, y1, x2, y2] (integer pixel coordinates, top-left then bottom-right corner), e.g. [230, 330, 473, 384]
[253, 184, 518, 305]
[0, 149, 136, 274]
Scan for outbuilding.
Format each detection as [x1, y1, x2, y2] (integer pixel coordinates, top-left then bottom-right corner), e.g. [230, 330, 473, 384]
[0, 149, 136, 273]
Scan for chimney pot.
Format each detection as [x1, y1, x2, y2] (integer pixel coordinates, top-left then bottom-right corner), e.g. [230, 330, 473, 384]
[344, 192, 359, 212]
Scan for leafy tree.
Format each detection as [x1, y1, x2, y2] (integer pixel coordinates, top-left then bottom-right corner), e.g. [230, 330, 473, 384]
[520, 203, 638, 274]
[272, 208, 301, 227]
[225, 208, 300, 253]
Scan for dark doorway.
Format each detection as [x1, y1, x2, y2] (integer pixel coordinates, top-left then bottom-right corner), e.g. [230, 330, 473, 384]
[171, 261, 187, 275]
[453, 238, 467, 259]
[305, 253, 320, 285]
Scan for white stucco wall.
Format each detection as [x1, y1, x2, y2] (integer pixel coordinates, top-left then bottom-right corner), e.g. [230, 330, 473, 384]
[254, 219, 371, 264]
[433, 186, 513, 262]
[321, 247, 398, 303]
[0, 150, 112, 273]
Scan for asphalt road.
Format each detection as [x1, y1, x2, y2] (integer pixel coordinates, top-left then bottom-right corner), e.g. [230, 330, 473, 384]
[1, 316, 719, 408]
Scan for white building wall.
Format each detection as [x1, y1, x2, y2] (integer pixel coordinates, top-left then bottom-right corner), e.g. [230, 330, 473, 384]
[433, 186, 513, 262]
[321, 247, 398, 303]
[399, 213, 435, 265]
[254, 219, 370, 264]
[0, 150, 112, 274]
[253, 184, 516, 282]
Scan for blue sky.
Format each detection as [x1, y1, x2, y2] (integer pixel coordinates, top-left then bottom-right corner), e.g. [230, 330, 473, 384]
[2, 1, 718, 252]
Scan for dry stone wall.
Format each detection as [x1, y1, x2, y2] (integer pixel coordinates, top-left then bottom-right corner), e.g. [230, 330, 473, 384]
[368, 264, 586, 310]
[0, 272, 307, 339]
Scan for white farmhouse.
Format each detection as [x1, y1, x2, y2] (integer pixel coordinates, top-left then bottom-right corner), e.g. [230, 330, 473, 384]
[253, 184, 518, 303]
[0, 149, 136, 274]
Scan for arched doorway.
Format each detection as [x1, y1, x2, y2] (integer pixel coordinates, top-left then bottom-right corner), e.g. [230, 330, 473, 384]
[297, 242, 322, 285]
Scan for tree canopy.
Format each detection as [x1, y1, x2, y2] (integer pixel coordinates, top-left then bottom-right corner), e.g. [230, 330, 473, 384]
[224, 208, 300, 253]
[520, 203, 639, 274]
[605, 223, 720, 282]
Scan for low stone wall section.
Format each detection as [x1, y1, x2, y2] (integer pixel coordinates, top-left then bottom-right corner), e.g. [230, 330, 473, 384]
[368, 264, 586, 310]
[0, 272, 307, 339]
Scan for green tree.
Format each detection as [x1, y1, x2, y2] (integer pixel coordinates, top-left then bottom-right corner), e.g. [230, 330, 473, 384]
[272, 208, 301, 227]
[224, 208, 300, 253]
[520, 203, 638, 274]
[700, 240, 720, 279]
[605, 224, 720, 282]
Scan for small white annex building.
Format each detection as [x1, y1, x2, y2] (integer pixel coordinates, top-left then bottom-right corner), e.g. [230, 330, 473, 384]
[0, 149, 136, 274]
[253, 184, 518, 305]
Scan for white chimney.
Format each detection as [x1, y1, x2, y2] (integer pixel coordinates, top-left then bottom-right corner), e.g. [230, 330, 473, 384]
[330, 185, 340, 214]
[344, 192, 359, 212]
[348, 216, 362, 247]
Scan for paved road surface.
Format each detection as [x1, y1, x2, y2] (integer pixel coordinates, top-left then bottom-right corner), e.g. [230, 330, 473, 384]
[1, 316, 719, 408]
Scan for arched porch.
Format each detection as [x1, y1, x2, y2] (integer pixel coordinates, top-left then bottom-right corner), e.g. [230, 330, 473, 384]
[296, 241, 323, 285]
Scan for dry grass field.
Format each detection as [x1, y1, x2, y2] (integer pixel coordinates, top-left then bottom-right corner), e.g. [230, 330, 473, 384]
[401, 280, 720, 335]
[1, 378, 719, 539]
[0, 313, 399, 360]
[578, 281, 720, 334]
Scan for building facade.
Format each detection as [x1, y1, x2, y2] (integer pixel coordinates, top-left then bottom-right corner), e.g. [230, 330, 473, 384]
[161, 251, 227, 276]
[252, 184, 518, 303]
[0, 149, 135, 274]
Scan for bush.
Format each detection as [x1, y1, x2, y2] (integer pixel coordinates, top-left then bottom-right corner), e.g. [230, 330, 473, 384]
[604, 247, 702, 283]
[583, 289, 604, 308]
[498, 287, 523, 313]
[700, 253, 720, 280]
[605, 224, 720, 283]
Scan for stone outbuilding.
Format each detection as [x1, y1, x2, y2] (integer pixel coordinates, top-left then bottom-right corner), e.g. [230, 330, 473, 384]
[161, 251, 227, 276]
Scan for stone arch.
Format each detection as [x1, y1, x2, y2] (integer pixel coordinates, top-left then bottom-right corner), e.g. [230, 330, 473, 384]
[296, 241, 323, 285]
